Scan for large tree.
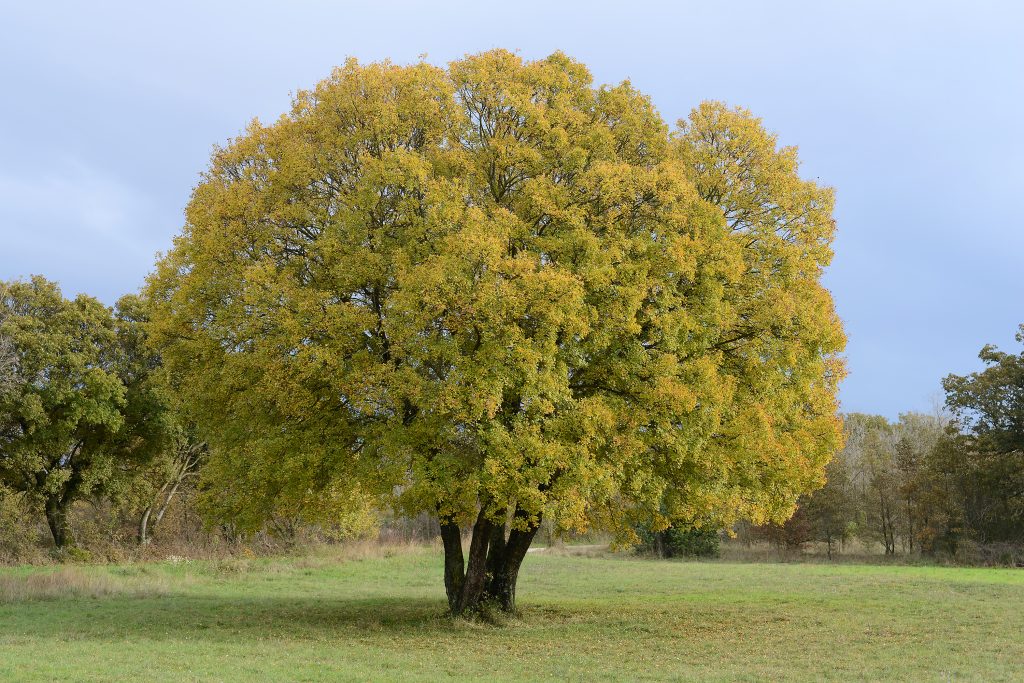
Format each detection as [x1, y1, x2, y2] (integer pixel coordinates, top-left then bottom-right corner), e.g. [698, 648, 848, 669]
[148, 51, 844, 615]
[0, 278, 167, 547]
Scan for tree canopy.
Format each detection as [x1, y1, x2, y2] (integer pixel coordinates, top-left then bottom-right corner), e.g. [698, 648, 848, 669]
[0, 277, 167, 547]
[147, 50, 844, 613]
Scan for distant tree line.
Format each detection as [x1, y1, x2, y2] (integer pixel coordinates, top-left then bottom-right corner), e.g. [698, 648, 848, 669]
[750, 328, 1024, 564]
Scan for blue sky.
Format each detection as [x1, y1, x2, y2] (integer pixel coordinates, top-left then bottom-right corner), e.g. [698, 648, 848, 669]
[1, 1, 1021, 418]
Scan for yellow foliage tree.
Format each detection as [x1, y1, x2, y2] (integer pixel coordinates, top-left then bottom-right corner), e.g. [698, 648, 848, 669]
[147, 51, 844, 615]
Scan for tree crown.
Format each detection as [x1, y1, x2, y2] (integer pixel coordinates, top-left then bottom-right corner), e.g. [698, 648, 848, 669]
[148, 50, 845, 538]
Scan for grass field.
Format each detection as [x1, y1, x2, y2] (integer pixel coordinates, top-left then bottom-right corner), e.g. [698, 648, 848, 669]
[1, 546, 1022, 682]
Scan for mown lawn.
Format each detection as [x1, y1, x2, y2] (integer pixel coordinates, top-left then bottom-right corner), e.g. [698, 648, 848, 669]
[1, 547, 1021, 681]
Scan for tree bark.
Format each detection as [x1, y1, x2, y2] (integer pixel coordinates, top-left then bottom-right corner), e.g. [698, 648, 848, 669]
[439, 518, 465, 613]
[484, 518, 508, 581]
[138, 504, 154, 545]
[44, 496, 71, 548]
[485, 509, 541, 613]
[454, 508, 493, 615]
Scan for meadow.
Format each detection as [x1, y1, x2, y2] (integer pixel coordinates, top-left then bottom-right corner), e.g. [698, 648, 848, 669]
[1, 546, 1021, 682]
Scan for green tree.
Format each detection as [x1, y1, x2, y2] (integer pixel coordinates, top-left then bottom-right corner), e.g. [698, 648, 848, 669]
[942, 327, 1024, 544]
[891, 412, 944, 553]
[0, 277, 167, 548]
[148, 51, 845, 615]
[862, 423, 901, 555]
[801, 448, 856, 558]
[916, 432, 970, 554]
[636, 522, 720, 558]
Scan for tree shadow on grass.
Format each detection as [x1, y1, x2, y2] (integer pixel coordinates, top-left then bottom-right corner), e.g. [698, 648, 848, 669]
[1, 594, 456, 642]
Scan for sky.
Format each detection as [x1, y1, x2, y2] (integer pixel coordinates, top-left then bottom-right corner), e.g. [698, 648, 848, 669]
[1, 0, 1021, 419]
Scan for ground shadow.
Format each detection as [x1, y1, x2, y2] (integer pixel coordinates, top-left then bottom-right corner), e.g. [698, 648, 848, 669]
[2, 593, 454, 642]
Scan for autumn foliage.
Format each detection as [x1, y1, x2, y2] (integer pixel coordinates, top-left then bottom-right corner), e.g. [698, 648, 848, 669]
[147, 50, 845, 614]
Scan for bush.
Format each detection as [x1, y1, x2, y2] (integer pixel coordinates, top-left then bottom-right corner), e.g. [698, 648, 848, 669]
[637, 524, 720, 558]
[0, 490, 48, 564]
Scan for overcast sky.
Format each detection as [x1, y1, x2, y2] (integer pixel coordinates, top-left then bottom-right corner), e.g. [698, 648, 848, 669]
[1, 0, 1021, 418]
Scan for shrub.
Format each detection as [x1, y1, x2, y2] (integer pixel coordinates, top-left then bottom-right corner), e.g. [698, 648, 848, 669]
[637, 524, 720, 558]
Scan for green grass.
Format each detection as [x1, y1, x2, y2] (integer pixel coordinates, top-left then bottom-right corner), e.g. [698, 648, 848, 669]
[1, 548, 1022, 681]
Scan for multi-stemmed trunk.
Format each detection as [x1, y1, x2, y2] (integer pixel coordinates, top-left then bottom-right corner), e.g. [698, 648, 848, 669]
[440, 507, 541, 617]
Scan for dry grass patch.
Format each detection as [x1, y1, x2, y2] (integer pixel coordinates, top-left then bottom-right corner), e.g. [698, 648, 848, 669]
[0, 566, 171, 603]
[531, 543, 612, 558]
[285, 539, 436, 570]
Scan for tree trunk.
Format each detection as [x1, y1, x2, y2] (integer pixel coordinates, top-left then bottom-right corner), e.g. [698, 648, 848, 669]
[484, 519, 508, 582]
[906, 501, 914, 554]
[454, 508, 493, 615]
[138, 476, 186, 545]
[439, 518, 465, 613]
[656, 529, 672, 558]
[44, 496, 71, 548]
[484, 509, 541, 613]
[154, 477, 183, 528]
[440, 506, 541, 618]
[138, 504, 154, 545]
